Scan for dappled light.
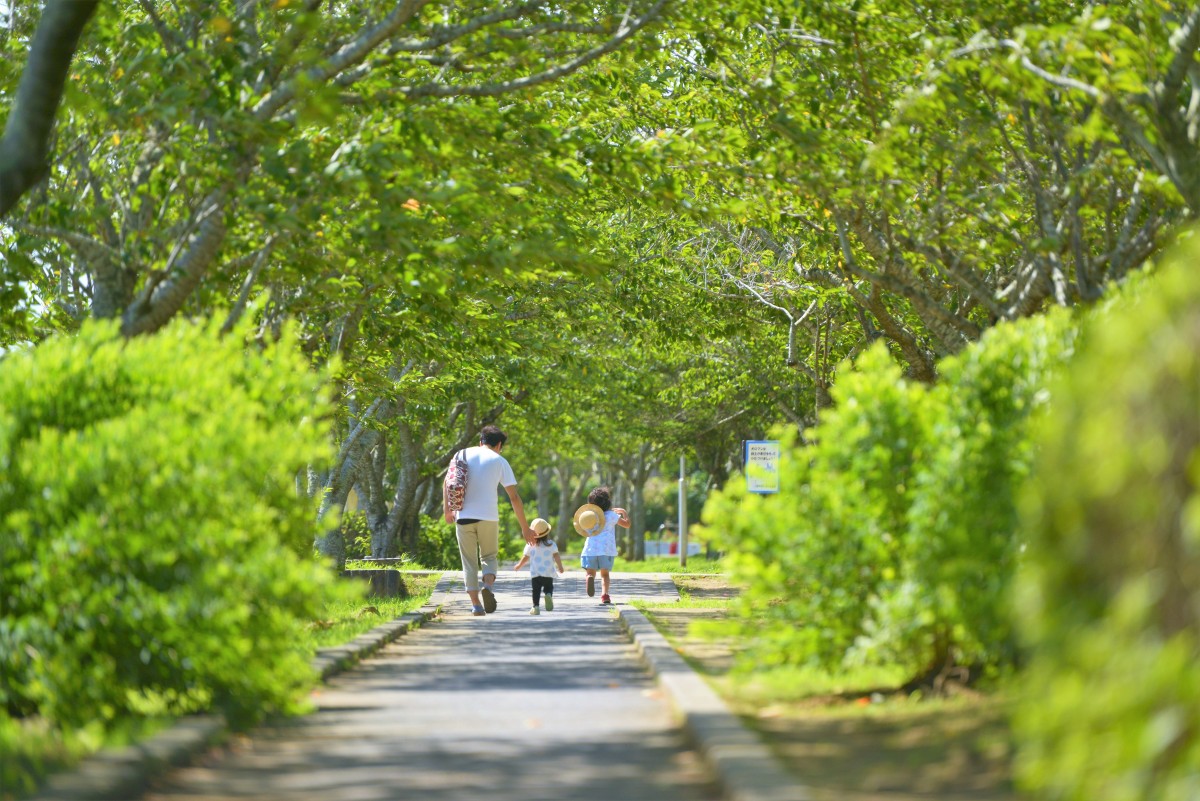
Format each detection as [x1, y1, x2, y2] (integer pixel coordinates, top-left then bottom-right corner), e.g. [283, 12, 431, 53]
[3, 1, 1200, 799]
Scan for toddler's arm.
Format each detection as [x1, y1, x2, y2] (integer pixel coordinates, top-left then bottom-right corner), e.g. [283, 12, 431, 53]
[512, 555, 529, 571]
[553, 553, 565, 574]
[613, 507, 632, 529]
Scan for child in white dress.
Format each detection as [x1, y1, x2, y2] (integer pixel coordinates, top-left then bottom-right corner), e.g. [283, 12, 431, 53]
[575, 486, 631, 605]
[512, 518, 565, 615]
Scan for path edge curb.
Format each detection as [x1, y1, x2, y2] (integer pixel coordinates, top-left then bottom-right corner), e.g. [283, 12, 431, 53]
[617, 606, 814, 801]
[27, 571, 454, 801]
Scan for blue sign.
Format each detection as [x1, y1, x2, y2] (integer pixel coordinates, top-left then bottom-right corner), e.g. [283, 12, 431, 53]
[743, 440, 780, 494]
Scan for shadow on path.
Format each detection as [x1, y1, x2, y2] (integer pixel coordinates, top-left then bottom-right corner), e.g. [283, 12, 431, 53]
[143, 573, 719, 801]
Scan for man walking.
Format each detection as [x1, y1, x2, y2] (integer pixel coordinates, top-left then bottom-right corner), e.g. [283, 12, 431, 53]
[444, 425, 536, 616]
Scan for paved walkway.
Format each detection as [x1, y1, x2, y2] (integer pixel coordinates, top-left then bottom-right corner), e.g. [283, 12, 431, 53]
[142, 572, 723, 801]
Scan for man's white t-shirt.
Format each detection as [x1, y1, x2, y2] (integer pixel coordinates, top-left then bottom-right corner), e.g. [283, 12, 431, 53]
[456, 445, 517, 521]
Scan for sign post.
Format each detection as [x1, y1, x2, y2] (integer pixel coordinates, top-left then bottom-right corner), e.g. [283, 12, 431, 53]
[678, 455, 687, 567]
[744, 440, 781, 494]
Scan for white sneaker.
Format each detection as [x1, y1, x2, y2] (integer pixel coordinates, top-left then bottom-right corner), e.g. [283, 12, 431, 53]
[528, 606, 540, 615]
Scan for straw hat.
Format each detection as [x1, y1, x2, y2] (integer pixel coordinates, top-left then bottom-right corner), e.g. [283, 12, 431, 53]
[530, 518, 552, 538]
[572, 503, 606, 537]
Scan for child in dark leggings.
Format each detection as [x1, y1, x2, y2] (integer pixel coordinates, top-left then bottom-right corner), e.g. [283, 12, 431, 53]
[512, 518, 565, 615]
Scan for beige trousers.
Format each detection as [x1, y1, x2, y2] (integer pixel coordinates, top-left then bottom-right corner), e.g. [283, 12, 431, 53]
[455, 519, 499, 592]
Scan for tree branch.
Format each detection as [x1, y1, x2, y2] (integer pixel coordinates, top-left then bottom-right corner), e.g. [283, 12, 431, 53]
[253, 0, 432, 121]
[219, 235, 278, 335]
[120, 189, 229, 335]
[1159, 5, 1200, 112]
[0, 0, 101, 218]
[395, 1, 670, 99]
[11, 222, 119, 263]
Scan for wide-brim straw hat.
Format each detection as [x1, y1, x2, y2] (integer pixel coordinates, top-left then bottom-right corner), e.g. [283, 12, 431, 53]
[573, 503, 606, 537]
[530, 518, 552, 538]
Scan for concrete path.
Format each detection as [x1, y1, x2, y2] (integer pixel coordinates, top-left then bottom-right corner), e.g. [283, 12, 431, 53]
[142, 572, 723, 801]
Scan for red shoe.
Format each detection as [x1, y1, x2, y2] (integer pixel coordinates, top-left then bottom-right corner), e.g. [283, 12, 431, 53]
[600, 594, 612, 605]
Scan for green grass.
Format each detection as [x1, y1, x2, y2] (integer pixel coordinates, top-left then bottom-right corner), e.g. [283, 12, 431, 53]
[636, 576, 909, 705]
[633, 597, 732, 609]
[635, 576, 1017, 797]
[632, 573, 742, 610]
[603, 555, 725, 574]
[638, 575, 1005, 711]
[638, 597, 943, 710]
[716, 663, 911, 706]
[301, 573, 440, 651]
[344, 558, 437, 571]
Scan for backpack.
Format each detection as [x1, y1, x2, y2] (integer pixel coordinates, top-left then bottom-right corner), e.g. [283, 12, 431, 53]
[444, 449, 469, 512]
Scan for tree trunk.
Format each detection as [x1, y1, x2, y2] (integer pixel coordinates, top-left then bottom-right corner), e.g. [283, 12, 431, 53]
[315, 452, 360, 562]
[631, 481, 646, 561]
[374, 431, 421, 558]
[609, 476, 627, 558]
[554, 460, 594, 553]
[91, 263, 138, 320]
[536, 465, 552, 521]
[614, 444, 654, 561]
[554, 463, 573, 552]
[815, 380, 834, 411]
[0, 0, 100, 218]
[395, 499, 423, 560]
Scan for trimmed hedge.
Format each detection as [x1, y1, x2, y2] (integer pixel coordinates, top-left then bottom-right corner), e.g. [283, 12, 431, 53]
[1015, 236, 1200, 801]
[701, 311, 1074, 679]
[0, 319, 335, 791]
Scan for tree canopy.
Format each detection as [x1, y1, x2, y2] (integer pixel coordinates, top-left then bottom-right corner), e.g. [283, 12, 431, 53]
[2, 0, 1197, 553]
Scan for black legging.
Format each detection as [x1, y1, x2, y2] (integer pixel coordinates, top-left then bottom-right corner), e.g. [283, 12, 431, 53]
[532, 576, 554, 606]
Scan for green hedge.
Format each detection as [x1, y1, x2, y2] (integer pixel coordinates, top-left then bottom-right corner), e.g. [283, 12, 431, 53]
[1015, 236, 1200, 801]
[701, 311, 1074, 679]
[0, 319, 336, 791]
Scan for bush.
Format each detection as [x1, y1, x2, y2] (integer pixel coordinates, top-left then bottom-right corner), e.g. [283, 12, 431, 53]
[701, 313, 1074, 679]
[1015, 236, 1200, 801]
[859, 311, 1073, 677]
[413, 516, 465, 569]
[341, 512, 372, 559]
[0, 319, 335, 764]
[701, 344, 929, 667]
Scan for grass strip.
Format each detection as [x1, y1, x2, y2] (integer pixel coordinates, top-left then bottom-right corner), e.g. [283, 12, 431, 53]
[610, 555, 725, 574]
[301, 585, 437, 652]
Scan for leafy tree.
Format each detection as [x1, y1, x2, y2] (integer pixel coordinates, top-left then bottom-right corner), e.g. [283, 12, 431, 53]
[615, 0, 1184, 383]
[956, 2, 1200, 214]
[0, 0, 674, 341]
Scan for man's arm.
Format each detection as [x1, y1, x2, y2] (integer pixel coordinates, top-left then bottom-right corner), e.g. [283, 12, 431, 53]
[504, 484, 537, 544]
